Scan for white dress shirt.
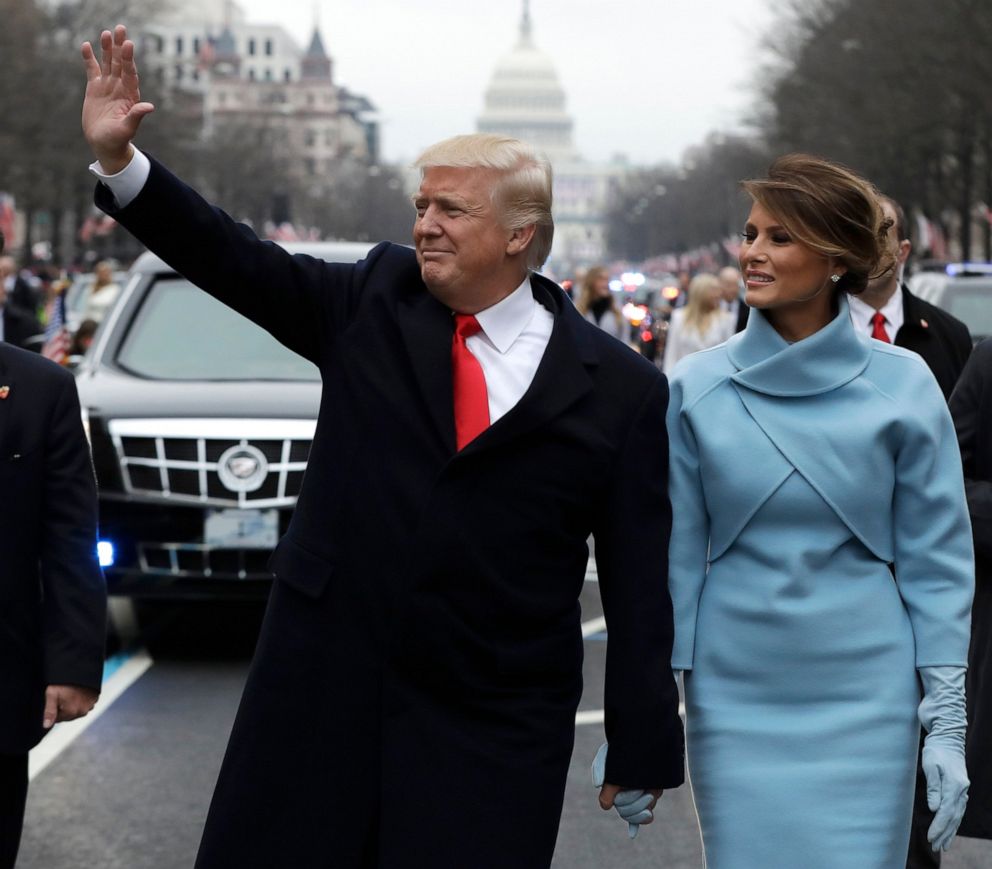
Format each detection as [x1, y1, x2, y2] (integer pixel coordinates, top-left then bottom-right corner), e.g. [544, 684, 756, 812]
[467, 277, 554, 424]
[849, 290, 904, 341]
[90, 147, 554, 424]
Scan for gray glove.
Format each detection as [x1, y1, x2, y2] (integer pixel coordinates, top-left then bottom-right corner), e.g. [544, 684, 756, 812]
[591, 742, 654, 839]
[918, 666, 969, 852]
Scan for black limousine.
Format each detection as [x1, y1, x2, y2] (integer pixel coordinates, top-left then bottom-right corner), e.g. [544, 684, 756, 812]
[76, 241, 374, 598]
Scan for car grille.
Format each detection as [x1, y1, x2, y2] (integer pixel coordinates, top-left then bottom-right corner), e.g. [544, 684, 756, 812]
[108, 418, 315, 508]
[138, 543, 273, 579]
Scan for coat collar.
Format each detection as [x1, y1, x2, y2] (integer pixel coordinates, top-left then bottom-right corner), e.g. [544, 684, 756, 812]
[397, 278, 459, 454]
[397, 271, 598, 458]
[726, 294, 871, 397]
[458, 274, 597, 457]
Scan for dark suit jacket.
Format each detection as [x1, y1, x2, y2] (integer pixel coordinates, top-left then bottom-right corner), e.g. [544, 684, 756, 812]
[96, 157, 684, 869]
[1, 304, 42, 350]
[0, 344, 106, 755]
[895, 283, 972, 399]
[949, 338, 992, 838]
[7, 274, 40, 318]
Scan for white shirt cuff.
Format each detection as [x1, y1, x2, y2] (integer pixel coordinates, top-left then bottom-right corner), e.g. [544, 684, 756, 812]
[88, 147, 151, 209]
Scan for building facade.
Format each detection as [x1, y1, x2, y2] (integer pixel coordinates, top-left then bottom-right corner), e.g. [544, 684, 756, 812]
[476, 1, 627, 272]
[138, 0, 378, 172]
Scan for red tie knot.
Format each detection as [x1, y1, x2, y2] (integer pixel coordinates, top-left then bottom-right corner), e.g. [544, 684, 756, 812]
[871, 311, 891, 343]
[454, 313, 482, 340]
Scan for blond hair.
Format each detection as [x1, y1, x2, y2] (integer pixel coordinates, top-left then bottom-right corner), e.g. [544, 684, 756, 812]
[683, 273, 722, 335]
[414, 134, 554, 269]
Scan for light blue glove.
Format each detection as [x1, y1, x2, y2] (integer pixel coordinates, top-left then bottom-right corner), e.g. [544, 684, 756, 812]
[918, 666, 970, 852]
[591, 742, 654, 839]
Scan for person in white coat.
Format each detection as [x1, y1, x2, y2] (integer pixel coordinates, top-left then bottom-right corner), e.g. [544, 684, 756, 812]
[662, 273, 733, 373]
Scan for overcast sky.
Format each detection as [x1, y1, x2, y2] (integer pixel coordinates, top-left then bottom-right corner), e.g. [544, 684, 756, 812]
[236, 0, 775, 167]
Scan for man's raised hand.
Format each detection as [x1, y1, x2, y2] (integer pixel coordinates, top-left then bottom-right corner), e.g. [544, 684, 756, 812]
[81, 24, 155, 174]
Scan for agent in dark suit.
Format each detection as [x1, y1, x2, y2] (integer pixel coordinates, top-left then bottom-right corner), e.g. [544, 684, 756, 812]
[0, 256, 41, 323]
[849, 197, 973, 869]
[718, 265, 749, 333]
[81, 27, 684, 869]
[0, 279, 42, 350]
[0, 229, 106, 869]
[848, 196, 971, 401]
[949, 338, 992, 843]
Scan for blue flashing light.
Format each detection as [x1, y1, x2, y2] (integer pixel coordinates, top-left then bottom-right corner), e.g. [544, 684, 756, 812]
[97, 540, 115, 568]
[946, 262, 992, 276]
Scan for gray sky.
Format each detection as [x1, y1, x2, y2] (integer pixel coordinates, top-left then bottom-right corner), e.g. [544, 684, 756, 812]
[237, 0, 774, 167]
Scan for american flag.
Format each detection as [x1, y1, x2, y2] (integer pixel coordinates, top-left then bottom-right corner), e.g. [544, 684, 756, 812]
[41, 290, 70, 365]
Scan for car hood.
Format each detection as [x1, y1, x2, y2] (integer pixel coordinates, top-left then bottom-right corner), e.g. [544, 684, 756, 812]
[75, 366, 321, 419]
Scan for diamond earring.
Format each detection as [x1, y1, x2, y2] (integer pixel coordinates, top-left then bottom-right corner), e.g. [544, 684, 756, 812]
[830, 274, 841, 284]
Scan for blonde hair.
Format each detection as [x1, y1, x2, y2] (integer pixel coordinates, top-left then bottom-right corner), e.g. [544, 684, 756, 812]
[683, 273, 722, 334]
[741, 154, 893, 294]
[414, 134, 554, 269]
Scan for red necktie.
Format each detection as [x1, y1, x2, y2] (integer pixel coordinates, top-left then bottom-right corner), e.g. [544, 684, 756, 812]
[871, 312, 891, 343]
[452, 314, 490, 450]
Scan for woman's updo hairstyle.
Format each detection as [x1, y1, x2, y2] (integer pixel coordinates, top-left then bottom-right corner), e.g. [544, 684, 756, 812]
[741, 154, 894, 295]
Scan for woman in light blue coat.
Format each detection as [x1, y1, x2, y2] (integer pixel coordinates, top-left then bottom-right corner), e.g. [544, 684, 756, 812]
[667, 155, 974, 867]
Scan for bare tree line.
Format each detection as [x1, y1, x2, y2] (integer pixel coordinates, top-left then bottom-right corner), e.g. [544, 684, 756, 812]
[0, 0, 412, 265]
[608, 0, 992, 265]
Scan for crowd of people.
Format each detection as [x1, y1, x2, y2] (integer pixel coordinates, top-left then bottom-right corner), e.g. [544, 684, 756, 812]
[0, 254, 120, 361]
[2, 22, 990, 869]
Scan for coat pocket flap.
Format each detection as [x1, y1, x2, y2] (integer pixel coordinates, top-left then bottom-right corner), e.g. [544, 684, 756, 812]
[267, 537, 334, 600]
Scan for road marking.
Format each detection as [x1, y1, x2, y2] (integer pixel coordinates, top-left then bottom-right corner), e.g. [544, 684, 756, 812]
[581, 616, 607, 638]
[576, 703, 686, 727]
[28, 648, 154, 781]
[575, 709, 605, 726]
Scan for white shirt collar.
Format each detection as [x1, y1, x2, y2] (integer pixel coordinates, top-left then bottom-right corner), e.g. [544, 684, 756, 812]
[849, 287, 904, 337]
[473, 275, 538, 354]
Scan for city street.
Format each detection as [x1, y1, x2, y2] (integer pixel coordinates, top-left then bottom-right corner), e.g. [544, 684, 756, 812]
[17, 576, 992, 869]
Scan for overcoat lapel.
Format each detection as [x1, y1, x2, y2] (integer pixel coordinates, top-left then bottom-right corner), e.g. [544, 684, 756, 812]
[461, 278, 597, 457]
[895, 284, 931, 343]
[720, 299, 895, 562]
[397, 289, 457, 454]
[396, 276, 597, 459]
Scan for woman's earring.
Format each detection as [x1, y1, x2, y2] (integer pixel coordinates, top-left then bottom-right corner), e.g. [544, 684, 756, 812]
[830, 274, 841, 284]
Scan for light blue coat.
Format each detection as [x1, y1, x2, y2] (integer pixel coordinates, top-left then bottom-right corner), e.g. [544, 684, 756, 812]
[667, 298, 974, 867]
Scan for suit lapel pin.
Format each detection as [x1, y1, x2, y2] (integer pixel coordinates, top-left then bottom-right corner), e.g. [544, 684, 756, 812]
[920, 319, 929, 329]
[0, 385, 9, 399]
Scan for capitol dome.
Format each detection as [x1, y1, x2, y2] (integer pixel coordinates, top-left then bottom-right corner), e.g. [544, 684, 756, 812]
[476, 1, 576, 164]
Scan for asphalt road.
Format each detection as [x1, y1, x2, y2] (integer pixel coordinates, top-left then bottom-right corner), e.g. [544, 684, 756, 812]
[17, 583, 992, 868]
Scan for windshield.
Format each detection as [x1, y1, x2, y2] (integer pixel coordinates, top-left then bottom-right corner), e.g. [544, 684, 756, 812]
[943, 283, 992, 340]
[115, 277, 320, 381]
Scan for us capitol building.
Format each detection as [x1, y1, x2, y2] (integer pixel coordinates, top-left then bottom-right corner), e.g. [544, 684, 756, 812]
[477, 1, 627, 271]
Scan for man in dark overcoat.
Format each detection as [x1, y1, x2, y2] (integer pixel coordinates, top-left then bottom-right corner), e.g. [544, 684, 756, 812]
[80, 26, 685, 869]
[849, 196, 971, 401]
[949, 338, 992, 843]
[0, 230, 107, 869]
[0, 277, 42, 349]
[852, 197, 973, 869]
